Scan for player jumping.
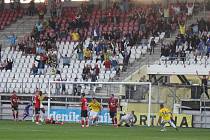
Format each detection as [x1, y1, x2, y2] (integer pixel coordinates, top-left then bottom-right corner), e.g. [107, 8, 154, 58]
[118, 111, 135, 127]
[108, 94, 118, 127]
[158, 104, 178, 132]
[23, 102, 32, 120]
[10, 91, 20, 121]
[88, 98, 102, 126]
[81, 93, 89, 128]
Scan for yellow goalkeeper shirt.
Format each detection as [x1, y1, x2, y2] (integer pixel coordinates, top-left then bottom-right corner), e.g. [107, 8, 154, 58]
[159, 107, 172, 121]
[89, 101, 101, 112]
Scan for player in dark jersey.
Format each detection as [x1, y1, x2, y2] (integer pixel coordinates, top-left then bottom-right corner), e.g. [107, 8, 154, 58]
[10, 91, 20, 121]
[108, 94, 118, 127]
[23, 102, 32, 120]
[81, 93, 89, 128]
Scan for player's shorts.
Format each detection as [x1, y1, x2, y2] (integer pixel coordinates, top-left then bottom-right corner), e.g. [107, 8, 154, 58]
[109, 111, 117, 118]
[161, 119, 174, 125]
[89, 111, 99, 118]
[12, 106, 18, 111]
[35, 108, 40, 115]
[121, 116, 130, 124]
[81, 110, 88, 118]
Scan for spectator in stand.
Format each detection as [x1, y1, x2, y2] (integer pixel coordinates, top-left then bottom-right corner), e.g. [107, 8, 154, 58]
[73, 78, 78, 96]
[196, 71, 210, 99]
[56, 0, 62, 17]
[61, 77, 67, 95]
[0, 44, 1, 61]
[93, 64, 100, 76]
[111, 54, 118, 71]
[50, 1, 57, 17]
[198, 18, 207, 32]
[55, 78, 61, 95]
[186, 2, 194, 16]
[30, 63, 38, 75]
[149, 38, 156, 55]
[121, 49, 131, 71]
[179, 22, 186, 36]
[1, 60, 7, 70]
[28, 0, 35, 16]
[92, 25, 100, 41]
[84, 48, 91, 60]
[37, 4, 45, 20]
[62, 54, 70, 67]
[35, 21, 43, 33]
[71, 30, 80, 42]
[82, 65, 88, 81]
[6, 33, 17, 51]
[103, 59, 111, 71]
[5, 58, 13, 70]
[34, 55, 45, 75]
[91, 69, 97, 82]
[75, 43, 83, 61]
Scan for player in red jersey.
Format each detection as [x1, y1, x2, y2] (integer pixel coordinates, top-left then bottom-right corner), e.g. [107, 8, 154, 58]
[10, 91, 20, 121]
[34, 91, 43, 124]
[45, 117, 64, 125]
[108, 94, 118, 127]
[81, 93, 89, 128]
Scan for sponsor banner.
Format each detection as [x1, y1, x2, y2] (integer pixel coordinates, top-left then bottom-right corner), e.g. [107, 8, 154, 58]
[118, 112, 192, 128]
[49, 108, 112, 123]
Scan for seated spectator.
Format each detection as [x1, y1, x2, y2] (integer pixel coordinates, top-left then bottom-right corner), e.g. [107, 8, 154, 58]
[103, 59, 111, 71]
[5, 58, 13, 70]
[30, 63, 38, 75]
[62, 54, 70, 67]
[84, 48, 92, 60]
[75, 43, 83, 61]
[1, 60, 7, 70]
[111, 55, 118, 71]
[6, 33, 17, 51]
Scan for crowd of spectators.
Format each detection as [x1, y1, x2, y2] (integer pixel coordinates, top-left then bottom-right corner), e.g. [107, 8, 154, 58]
[3, 1, 201, 79]
[160, 18, 210, 64]
[0, 58, 13, 70]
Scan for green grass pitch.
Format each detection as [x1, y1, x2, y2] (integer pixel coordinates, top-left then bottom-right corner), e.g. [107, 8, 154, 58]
[0, 120, 210, 140]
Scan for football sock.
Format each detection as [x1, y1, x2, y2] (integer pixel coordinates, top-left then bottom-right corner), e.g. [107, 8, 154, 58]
[170, 122, 176, 128]
[13, 112, 15, 119]
[85, 118, 89, 126]
[81, 119, 84, 125]
[36, 115, 39, 123]
[16, 112, 18, 120]
[114, 118, 117, 125]
[112, 119, 114, 124]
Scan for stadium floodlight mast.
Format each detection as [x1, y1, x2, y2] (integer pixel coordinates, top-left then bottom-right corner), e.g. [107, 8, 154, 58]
[48, 81, 152, 127]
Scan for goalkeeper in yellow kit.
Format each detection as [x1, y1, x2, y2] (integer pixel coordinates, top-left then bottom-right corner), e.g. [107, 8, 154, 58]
[88, 98, 102, 126]
[158, 104, 178, 131]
